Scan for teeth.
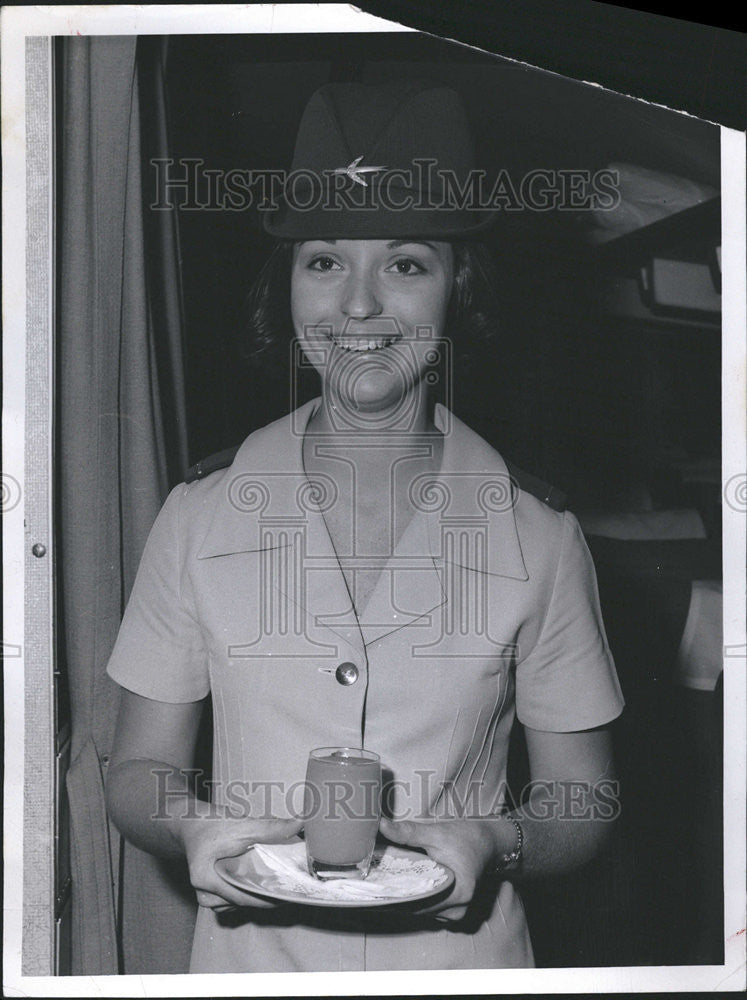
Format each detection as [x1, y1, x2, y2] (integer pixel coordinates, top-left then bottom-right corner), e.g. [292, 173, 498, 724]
[330, 336, 396, 352]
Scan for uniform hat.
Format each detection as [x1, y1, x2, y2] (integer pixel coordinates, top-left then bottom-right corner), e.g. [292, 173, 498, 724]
[263, 80, 495, 239]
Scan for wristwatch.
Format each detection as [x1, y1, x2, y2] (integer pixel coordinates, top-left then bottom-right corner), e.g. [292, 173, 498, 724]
[496, 814, 524, 870]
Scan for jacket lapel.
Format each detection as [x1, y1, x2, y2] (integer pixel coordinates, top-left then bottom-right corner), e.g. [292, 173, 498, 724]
[195, 400, 366, 662]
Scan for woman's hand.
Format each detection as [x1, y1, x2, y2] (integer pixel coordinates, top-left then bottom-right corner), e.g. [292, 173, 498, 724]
[180, 815, 303, 912]
[379, 815, 514, 922]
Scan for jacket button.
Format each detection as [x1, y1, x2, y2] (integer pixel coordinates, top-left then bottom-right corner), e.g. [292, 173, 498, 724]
[335, 662, 359, 686]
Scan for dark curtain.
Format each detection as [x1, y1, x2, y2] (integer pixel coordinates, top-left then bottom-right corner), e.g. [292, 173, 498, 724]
[59, 35, 193, 974]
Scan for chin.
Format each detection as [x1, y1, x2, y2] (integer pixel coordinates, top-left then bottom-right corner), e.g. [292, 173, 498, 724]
[334, 347, 429, 409]
[339, 370, 409, 413]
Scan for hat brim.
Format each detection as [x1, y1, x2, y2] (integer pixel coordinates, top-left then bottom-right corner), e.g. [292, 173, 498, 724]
[262, 204, 498, 241]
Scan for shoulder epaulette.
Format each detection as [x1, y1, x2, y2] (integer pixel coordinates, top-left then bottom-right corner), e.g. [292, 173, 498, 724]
[184, 445, 241, 484]
[505, 460, 567, 512]
[184, 446, 566, 511]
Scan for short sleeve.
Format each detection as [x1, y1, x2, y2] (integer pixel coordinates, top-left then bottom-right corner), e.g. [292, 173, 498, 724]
[106, 485, 210, 703]
[516, 510, 624, 732]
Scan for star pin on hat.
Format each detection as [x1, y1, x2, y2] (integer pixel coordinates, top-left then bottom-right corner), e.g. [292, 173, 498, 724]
[263, 80, 496, 240]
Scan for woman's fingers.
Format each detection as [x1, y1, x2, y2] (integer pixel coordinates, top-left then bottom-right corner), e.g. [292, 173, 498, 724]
[201, 816, 305, 862]
[188, 816, 304, 911]
[216, 886, 277, 909]
[255, 816, 304, 843]
[380, 817, 481, 920]
[379, 816, 441, 851]
[197, 877, 278, 910]
[222, 815, 304, 851]
[433, 905, 468, 922]
[196, 889, 233, 909]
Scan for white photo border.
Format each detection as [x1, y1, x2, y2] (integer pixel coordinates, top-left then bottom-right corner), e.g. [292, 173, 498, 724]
[2, 3, 745, 995]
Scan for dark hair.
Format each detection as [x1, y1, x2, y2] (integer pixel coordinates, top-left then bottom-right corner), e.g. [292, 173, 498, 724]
[242, 239, 500, 383]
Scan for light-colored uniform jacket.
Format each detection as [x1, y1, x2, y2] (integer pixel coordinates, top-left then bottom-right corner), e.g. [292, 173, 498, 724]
[108, 398, 624, 972]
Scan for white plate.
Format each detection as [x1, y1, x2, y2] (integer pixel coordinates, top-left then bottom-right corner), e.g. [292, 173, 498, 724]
[215, 841, 455, 909]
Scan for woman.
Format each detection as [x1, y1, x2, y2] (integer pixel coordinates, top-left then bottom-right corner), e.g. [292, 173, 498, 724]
[106, 81, 624, 972]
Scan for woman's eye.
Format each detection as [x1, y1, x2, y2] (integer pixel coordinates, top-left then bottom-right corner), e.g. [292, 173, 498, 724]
[307, 256, 341, 272]
[386, 258, 426, 276]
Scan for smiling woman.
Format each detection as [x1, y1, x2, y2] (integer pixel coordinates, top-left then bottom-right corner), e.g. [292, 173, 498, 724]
[104, 79, 624, 974]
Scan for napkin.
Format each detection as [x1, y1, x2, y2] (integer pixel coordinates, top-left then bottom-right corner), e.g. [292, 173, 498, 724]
[249, 841, 448, 901]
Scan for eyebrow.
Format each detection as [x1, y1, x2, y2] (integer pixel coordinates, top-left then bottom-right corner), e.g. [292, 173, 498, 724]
[386, 240, 439, 251]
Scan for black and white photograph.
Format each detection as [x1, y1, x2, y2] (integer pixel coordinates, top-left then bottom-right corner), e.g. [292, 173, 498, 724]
[2, 3, 746, 995]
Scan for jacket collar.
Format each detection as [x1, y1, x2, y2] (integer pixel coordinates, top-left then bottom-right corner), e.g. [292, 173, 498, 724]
[195, 397, 527, 581]
[423, 404, 529, 582]
[196, 399, 320, 560]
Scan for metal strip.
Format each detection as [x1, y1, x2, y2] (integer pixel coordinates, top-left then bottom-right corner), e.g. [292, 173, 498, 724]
[22, 34, 55, 977]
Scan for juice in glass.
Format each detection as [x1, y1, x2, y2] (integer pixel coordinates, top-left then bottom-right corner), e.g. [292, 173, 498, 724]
[304, 747, 381, 880]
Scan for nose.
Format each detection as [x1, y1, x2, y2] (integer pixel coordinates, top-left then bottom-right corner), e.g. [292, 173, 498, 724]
[340, 270, 383, 320]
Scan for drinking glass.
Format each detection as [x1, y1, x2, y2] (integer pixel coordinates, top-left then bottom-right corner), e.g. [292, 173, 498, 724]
[303, 747, 381, 880]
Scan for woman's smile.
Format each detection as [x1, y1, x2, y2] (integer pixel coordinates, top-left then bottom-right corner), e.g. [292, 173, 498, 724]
[311, 316, 402, 353]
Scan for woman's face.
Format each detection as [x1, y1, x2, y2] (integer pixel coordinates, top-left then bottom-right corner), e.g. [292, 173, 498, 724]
[291, 239, 454, 416]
